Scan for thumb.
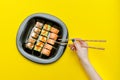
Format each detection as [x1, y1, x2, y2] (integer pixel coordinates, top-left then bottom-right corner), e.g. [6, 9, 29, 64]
[74, 40, 82, 50]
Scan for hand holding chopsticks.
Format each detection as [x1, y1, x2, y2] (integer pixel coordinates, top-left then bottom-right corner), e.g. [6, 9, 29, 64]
[69, 39, 102, 80]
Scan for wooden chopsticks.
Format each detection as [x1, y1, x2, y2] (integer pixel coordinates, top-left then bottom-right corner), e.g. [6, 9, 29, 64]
[82, 46, 105, 50]
[58, 38, 106, 42]
[57, 38, 106, 50]
[55, 41, 67, 45]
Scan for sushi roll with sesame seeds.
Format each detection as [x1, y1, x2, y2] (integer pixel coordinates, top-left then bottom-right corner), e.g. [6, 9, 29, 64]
[31, 32, 39, 39]
[35, 21, 44, 29]
[36, 41, 44, 47]
[38, 36, 47, 43]
[41, 29, 49, 37]
[49, 33, 58, 40]
[44, 44, 53, 50]
[50, 26, 59, 34]
[43, 23, 51, 31]
[33, 27, 41, 34]
[25, 43, 34, 50]
[41, 48, 51, 56]
[27, 37, 36, 44]
[34, 45, 42, 52]
[47, 39, 55, 45]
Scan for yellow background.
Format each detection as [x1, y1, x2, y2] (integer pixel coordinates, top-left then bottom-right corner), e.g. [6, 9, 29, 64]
[0, 0, 119, 80]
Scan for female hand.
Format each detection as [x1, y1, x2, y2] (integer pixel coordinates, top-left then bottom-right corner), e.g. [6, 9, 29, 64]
[69, 38, 88, 61]
[69, 38, 102, 80]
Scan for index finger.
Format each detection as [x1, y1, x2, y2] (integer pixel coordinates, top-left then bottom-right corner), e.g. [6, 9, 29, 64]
[74, 38, 88, 47]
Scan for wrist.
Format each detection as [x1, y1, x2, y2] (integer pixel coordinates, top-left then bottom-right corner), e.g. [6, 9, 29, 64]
[79, 58, 90, 65]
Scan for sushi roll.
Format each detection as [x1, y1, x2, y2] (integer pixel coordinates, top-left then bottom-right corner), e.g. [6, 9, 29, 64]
[41, 48, 51, 56]
[41, 29, 49, 37]
[38, 36, 47, 43]
[35, 22, 43, 29]
[31, 32, 39, 39]
[49, 33, 58, 40]
[47, 39, 55, 45]
[34, 45, 42, 52]
[36, 41, 44, 47]
[43, 24, 51, 31]
[50, 27, 59, 34]
[33, 27, 41, 34]
[44, 44, 53, 50]
[27, 37, 36, 44]
[25, 43, 34, 50]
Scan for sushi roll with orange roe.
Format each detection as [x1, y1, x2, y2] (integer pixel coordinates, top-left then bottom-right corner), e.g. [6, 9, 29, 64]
[44, 44, 53, 50]
[50, 26, 59, 34]
[47, 39, 55, 45]
[36, 41, 44, 47]
[49, 33, 58, 40]
[34, 45, 42, 52]
[33, 27, 41, 34]
[38, 36, 47, 43]
[25, 43, 34, 50]
[41, 48, 51, 56]
[43, 24, 51, 31]
[27, 37, 36, 44]
[41, 29, 49, 37]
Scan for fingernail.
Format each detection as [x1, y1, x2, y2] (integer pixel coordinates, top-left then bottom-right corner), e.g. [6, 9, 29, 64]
[72, 39, 75, 42]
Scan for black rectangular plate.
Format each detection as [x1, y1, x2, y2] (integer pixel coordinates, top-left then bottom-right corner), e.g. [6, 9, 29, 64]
[16, 13, 68, 64]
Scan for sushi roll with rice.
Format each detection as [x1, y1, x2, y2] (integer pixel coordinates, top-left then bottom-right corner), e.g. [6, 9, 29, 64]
[25, 43, 34, 50]
[50, 26, 59, 34]
[47, 39, 55, 45]
[35, 21, 44, 29]
[27, 37, 36, 44]
[34, 45, 42, 52]
[41, 29, 49, 37]
[31, 32, 39, 39]
[49, 33, 58, 40]
[44, 44, 53, 50]
[33, 27, 41, 34]
[43, 23, 51, 31]
[36, 41, 44, 47]
[41, 48, 51, 56]
[38, 36, 47, 42]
